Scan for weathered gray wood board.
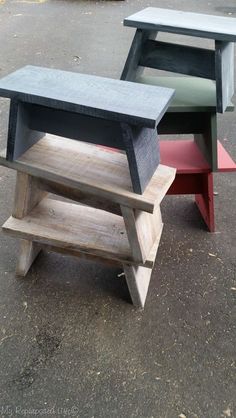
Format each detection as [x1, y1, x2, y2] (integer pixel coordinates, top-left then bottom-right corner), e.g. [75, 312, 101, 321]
[0, 65, 174, 129]
[140, 40, 215, 80]
[0, 134, 176, 213]
[124, 7, 236, 41]
[215, 41, 234, 113]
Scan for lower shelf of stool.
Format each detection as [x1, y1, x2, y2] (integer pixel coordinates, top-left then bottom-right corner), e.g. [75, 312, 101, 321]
[160, 139, 236, 174]
[2, 197, 162, 268]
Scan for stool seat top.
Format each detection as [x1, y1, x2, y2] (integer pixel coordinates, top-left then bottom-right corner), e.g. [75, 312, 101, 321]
[0, 65, 174, 129]
[124, 7, 236, 42]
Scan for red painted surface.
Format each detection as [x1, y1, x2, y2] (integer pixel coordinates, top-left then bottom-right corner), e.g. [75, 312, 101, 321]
[160, 139, 236, 173]
[160, 140, 210, 173]
[195, 173, 215, 232]
[99, 139, 235, 232]
[217, 141, 236, 172]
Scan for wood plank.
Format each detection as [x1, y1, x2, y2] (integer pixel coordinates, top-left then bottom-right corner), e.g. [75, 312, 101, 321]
[123, 264, 152, 308]
[124, 7, 236, 42]
[0, 135, 176, 213]
[215, 41, 234, 113]
[20, 224, 163, 270]
[0, 65, 174, 129]
[121, 204, 162, 263]
[140, 40, 215, 80]
[13, 172, 46, 219]
[16, 240, 41, 276]
[121, 29, 157, 81]
[2, 197, 162, 267]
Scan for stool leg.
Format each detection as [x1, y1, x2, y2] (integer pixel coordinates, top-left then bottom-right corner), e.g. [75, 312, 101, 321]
[123, 264, 152, 308]
[121, 123, 159, 194]
[16, 239, 41, 277]
[194, 113, 217, 171]
[195, 173, 215, 232]
[121, 29, 157, 81]
[13, 172, 46, 276]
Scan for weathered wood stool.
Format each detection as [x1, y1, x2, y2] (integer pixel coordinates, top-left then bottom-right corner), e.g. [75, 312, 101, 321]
[0, 65, 174, 194]
[121, 7, 236, 230]
[0, 135, 176, 308]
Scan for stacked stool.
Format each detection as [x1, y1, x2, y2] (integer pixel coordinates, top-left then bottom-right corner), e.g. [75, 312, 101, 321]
[0, 66, 175, 308]
[121, 7, 236, 231]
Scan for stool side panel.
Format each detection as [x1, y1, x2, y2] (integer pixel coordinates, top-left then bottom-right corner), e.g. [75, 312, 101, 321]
[7, 101, 44, 161]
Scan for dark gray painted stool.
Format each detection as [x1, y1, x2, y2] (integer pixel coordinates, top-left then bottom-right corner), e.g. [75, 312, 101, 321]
[122, 7, 236, 113]
[121, 7, 236, 171]
[0, 65, 174, 194]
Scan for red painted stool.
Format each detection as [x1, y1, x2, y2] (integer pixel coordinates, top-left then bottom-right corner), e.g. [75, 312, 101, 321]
[160, 140, 236, 232]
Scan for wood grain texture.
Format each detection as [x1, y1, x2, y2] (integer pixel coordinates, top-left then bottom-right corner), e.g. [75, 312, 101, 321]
[16, 239, 41, 277]
[121, 204, 162, 263]
[124, 7, 236, 42]
[13, 172, 46, 219]
[0, 134, 176, 213]
[123, 264, 152, 308]
[122, 220, 163, 307]
[3, 197, 131, 264]
[140, 40, 215, 80]
[121, 29, 157, 81]
[2, 197, 161, 267]
[215, 41, 234, 113]
[0, 65, 174, 129]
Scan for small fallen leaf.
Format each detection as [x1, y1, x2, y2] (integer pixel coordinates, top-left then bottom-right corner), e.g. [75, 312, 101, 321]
[231, 287, 236, 291]
[208, 253, 217, 257]
[179, 414, 187, 418]
[223, 407, 232, 417]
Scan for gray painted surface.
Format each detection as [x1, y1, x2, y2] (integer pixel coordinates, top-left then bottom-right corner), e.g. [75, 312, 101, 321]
[120, 29, 157, 82]
[140, 40, 216, 80]
[7, 101, 44, 161]
[215, 41, 235, 112]
[121, 124, 160, 194]
[0, 65, 174, 129]
[124, 7, 236, 41]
